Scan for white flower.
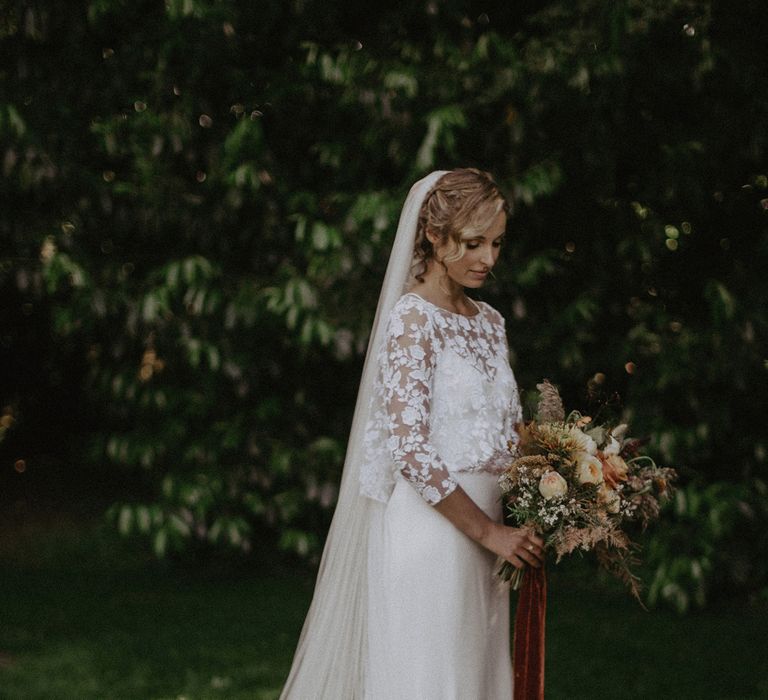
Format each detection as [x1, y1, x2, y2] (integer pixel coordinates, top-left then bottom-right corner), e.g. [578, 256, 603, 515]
[538, 471, 568, 500]
[568, 426, 597, 455]
[603, 435, 621, 456]
[598, 483, 621, 513]
[611, 423, 629, 440]
[575, 451, 603, 484]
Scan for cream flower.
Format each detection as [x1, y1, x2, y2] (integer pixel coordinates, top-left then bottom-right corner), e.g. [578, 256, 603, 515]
[598, 483, 621, 513]
[575, 451, 603, 484]
[568, 426, 597, 455]
[539, 470, 568, 500]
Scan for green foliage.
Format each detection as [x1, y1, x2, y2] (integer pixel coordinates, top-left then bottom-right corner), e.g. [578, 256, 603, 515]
[644, 478, 768, 613]
[2, 0, 768, 610]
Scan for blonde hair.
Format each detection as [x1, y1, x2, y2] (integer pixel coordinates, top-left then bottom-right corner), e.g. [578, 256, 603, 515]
[412, 168, 509, 283]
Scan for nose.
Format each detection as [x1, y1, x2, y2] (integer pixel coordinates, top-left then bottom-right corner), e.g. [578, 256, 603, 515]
[479, 245, 495, 269]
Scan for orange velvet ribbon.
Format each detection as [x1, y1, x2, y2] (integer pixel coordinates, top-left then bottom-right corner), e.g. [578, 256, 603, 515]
[513, 565, 547, 700]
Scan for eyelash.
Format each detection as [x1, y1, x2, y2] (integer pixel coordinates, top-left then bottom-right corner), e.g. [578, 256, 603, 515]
[466, 240, 504, 250]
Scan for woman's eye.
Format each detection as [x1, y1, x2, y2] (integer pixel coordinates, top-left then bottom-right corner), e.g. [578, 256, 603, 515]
[466, 242, 480, 250]
[493, 240, 503, 248]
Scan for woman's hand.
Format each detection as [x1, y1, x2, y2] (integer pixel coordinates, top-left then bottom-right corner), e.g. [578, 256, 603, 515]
[482, 523, 544, 569]
[432, 485, 544, 567]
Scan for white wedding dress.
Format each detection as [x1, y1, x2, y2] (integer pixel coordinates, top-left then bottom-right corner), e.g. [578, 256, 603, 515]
[361, 292, 522, 700]
[279, 172, 520, 700]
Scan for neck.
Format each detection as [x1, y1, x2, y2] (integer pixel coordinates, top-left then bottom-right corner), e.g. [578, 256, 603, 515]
[413, 262, 470, 313]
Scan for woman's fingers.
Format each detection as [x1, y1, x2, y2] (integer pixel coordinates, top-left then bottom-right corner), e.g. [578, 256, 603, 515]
[523, 538, 544, 562]
[521, 530, 544, 563]
[496, 526, 545, 567]
[515, 547, 542, 568]
[507, 529, 545, 567]
[508, 549, 541, 569]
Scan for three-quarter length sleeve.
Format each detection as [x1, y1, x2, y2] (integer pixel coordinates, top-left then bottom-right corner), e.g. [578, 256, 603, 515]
[380, 304, 459, 505]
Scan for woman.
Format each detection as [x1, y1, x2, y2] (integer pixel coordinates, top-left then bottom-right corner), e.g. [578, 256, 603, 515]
[281, 169, 543, 699]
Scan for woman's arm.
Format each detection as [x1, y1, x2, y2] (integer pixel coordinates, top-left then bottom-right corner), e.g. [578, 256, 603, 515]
[434, 486, 544, 568]
[382, 302, 459, 504]
[383, 300, 542, 567]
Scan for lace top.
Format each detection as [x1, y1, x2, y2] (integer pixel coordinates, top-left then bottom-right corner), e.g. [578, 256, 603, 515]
[360, 292, 522, 505]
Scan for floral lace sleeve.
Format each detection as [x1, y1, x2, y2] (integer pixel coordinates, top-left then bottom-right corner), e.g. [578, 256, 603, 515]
[381, 303, 459, 505]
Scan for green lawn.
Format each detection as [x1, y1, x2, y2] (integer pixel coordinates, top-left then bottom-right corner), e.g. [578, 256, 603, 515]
[1, 516, 766, 699]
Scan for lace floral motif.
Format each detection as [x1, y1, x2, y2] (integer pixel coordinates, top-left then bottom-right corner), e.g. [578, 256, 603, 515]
[360, 293, 522, 505]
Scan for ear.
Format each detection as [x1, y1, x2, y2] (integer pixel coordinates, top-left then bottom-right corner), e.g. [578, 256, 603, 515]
[425, 228, 440, 246]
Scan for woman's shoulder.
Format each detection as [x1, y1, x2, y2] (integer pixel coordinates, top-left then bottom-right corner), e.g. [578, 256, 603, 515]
[386, 293, 436, 337]
[394, 291, 429, 310]
[391, 292, 434, 319]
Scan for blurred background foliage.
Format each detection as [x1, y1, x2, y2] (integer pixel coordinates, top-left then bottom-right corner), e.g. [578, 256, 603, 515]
[1, 0, 767, 613]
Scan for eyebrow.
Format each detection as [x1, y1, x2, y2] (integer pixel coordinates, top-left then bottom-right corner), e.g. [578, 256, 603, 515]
[461, 232, 506, 242]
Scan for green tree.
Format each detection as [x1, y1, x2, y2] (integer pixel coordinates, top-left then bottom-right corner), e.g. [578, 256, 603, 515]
[2, 0, 766, 608]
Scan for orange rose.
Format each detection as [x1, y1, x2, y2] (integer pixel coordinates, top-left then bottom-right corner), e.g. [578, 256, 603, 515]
[600, 453, 629, 489]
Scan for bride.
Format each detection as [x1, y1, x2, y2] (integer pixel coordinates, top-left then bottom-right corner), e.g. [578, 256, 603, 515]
[280, 168, 544, 699]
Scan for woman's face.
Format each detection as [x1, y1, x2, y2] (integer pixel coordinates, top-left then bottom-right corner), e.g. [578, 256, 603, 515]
[432, 209, 506, 289]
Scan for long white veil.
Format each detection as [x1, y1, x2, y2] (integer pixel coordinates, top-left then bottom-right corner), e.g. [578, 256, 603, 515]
[280, 171, 448, 699]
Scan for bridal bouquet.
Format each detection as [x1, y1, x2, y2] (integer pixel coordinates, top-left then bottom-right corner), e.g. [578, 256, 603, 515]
[497, 380, 676, 600]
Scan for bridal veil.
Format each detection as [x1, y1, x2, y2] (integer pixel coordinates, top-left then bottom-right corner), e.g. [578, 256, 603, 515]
[279, 171, 448, 699]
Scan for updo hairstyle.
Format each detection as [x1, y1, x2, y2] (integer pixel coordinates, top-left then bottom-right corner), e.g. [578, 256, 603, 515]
[412, 168, 509, 283]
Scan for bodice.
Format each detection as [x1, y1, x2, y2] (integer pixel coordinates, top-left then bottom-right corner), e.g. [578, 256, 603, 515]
[360, 293, 522, 504]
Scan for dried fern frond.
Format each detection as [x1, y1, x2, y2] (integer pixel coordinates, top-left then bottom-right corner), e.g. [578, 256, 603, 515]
[595, 542, 645, 606]
[536, 379, 565, 423]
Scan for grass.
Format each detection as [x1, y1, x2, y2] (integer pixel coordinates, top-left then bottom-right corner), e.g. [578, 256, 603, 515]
[1, 514, 767, 699]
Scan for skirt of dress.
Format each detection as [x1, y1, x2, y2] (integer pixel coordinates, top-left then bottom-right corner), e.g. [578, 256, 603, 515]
[365, 470, 512, 700]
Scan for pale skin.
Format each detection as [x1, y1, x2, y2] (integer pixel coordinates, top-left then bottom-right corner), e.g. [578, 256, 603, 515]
[410, 208, 545, 570]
